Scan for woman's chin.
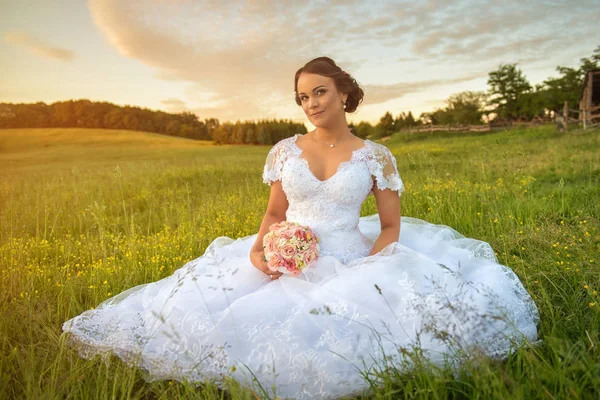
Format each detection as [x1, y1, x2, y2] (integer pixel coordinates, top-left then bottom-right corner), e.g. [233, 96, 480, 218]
[309, 117, 330, 128]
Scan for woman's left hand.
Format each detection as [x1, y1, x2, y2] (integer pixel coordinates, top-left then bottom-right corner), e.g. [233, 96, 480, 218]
[250, 248, 283, 280]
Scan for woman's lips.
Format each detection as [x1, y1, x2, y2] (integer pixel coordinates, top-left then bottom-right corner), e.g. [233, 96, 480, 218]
[311, 110, 324, 117]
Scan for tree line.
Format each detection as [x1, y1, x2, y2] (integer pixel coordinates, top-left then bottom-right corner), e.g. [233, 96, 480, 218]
[0, 100, 309, 145]
[0, 100, 220, 141]
[213, 120, 307, 144]
[366, 45, 599, 138]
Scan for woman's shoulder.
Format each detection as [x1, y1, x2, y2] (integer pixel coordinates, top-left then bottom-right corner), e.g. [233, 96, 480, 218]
[270, 134, 300, 150]
[361, 139, 394, 160]
[265, 134, 301, 160]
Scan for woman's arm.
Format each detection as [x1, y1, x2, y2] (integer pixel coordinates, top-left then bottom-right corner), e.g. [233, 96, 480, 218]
[251, 180, 289, 252]
[369, 186, 401, 256]
[249, 180, 289, 277]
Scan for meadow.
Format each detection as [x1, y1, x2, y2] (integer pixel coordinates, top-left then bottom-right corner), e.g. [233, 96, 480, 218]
[0, 126, 599, 399]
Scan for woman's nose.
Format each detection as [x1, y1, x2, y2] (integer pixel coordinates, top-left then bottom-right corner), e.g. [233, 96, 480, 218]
[309, 98, 318, 108]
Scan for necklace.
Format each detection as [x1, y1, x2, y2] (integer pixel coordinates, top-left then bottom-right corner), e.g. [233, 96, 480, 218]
[312, 129, 353, 148]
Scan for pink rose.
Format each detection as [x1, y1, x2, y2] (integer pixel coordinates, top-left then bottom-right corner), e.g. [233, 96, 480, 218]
[283, 258, 300, 276]
[267, 254, 285, 272]
[280, 243, 298, 260]
[303, 249, 318, 266]
[281, 228, 293, 240]
[265, 237, 277, 255]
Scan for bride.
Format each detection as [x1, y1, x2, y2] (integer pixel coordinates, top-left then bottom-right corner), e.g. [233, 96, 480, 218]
[63, 57, 539, 399]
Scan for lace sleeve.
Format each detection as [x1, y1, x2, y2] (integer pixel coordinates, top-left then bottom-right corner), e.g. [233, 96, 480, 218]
[368, 143, 405, 197]
[262, 139, 289, 185]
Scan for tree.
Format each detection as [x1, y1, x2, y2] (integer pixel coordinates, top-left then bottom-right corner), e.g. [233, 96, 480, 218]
[22, 102, 50, 127]
[180, 124, 193, 138]
[122, 112, 140, 131]
[103, 108, 125, 129]
[166, 120, 181, 136]
[394, 112, 406, 131]
[355, 121, 375, 139]
[445, 91, 486, 124]
[232, 122, 245, 143]
[213, 123, 232, 144]
[245, 127, 256, 144]
[405, 111, 417, 127]
[418, 112, 432, 125]
[541, 66, 582, 112]
[375, 112, 395, 138]
[579, 44, 600, 73]
[428, 108, 453, 125]
[52, 101, 77, 126]
[204, 118, 219, 140]
[487, 63, 532, 121]
[540, 45, 599, 113]
[256, 125, 271, 144]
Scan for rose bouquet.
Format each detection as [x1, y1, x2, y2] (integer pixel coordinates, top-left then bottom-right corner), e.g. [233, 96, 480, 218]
[263, 221, 320, 276]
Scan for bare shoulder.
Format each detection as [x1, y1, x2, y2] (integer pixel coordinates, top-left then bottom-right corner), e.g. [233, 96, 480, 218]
[351, 134, 366, 149]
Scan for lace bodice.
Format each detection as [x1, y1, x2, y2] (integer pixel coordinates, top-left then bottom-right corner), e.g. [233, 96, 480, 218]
[262, 134, 404, 264]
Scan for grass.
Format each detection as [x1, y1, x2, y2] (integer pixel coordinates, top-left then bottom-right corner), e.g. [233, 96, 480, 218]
[0, 125, 599, 399]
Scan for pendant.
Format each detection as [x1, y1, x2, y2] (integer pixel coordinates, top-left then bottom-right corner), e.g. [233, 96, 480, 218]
[330, 144, 334, 148]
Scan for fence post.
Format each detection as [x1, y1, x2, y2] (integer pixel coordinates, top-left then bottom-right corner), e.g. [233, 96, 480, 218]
[563, 101, 568, 132]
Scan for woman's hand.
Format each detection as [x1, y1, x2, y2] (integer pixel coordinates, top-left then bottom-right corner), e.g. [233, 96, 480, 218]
[250, 248, 283, 280]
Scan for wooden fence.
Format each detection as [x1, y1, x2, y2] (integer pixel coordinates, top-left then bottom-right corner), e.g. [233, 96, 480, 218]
[401, 121, 550, 134]
[403, 124, 490, 133]
[556, 101, 600, 132]
[392, 104, 599, 135]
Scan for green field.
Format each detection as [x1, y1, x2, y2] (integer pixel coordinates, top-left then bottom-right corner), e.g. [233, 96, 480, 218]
[1, 126, 599, 399]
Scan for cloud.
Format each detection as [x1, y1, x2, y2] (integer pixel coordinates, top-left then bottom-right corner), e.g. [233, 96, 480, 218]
[363, 72, 487, 106]
[160, 98, 188, 113]
[89, 0, 322, 121]
[408, 1, 598, 63]
[87, 0, 599, 121]
[161, 98, 186, 106]
[4, 32, 75, 61]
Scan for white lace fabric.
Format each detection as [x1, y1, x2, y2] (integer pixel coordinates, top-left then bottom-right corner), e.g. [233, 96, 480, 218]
[62, 134, 539, 400]
[263, 133, 405, 195]
[262, 134, 405, 264]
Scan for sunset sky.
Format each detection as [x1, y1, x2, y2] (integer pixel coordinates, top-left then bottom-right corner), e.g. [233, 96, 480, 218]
[0, 0, 597, 128]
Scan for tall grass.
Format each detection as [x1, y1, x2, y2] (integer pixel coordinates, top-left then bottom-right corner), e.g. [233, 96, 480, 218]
[0, 126, 599, 399]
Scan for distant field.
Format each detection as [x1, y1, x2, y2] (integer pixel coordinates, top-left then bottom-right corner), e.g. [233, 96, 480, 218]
[0, 128, 214, 173]
[1, 126, 599, 399]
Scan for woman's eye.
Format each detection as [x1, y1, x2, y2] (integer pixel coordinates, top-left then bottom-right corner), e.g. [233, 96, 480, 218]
[300, 90, 325, 102]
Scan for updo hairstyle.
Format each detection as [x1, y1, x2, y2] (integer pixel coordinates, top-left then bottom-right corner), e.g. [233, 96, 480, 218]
[294, 57, 364, 113]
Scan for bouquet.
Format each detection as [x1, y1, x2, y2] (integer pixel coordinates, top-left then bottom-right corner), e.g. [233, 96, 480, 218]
[263, 221, 320, 276]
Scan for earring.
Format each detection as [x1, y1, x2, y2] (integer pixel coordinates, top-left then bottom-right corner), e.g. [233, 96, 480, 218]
[343, 102, 347, 109]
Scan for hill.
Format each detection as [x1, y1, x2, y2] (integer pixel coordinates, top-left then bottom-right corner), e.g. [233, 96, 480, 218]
[0, 128, 214, 173]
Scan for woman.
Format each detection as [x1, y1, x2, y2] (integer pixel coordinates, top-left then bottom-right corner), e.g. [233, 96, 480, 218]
[63, 57, 539, 400]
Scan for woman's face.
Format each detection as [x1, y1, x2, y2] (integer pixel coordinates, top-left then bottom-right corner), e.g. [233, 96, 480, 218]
[296, 73, 347, 127]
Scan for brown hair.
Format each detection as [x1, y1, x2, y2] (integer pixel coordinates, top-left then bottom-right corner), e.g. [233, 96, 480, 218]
[294, 57, 364, 113]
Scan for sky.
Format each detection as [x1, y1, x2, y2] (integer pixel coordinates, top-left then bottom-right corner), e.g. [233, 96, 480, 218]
[0, 0, 598, 128]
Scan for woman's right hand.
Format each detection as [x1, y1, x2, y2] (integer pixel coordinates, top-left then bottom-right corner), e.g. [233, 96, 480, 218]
[250, 248, 283, 280]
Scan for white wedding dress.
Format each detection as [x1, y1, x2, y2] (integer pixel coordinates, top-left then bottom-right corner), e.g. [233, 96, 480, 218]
[63, 134, 539, 399]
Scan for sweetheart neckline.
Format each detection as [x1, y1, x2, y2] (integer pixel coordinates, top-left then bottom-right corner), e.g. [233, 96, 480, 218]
[291, 134, 370, 183]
